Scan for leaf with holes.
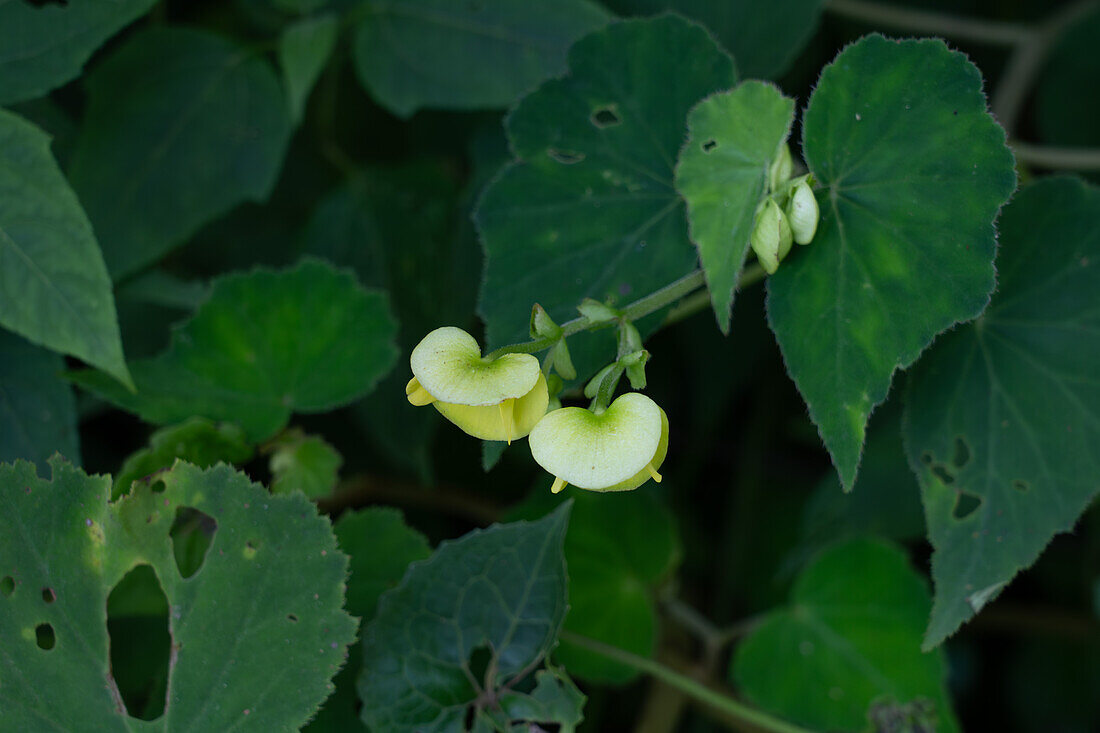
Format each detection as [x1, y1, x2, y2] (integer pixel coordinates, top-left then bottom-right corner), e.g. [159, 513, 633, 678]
[352, 0, 611, 117]
[731, 539, 959, 732]
[0, 457, 356, 730]
[358, 503, 572, 732]
[68, 27, 293, 279]
[676, 81, 795, 332]
[0, 331, 79, 473]
[476, 15, 736, 377]
[603, 0, 825, 79]
[509, 486, 679, 683]
[767, 35, 1016, 491]
[69, 259, 399, 440]
[0, 0, 156, 105]
[903, 176, 1100, 648]
[0, 110, 131, 388]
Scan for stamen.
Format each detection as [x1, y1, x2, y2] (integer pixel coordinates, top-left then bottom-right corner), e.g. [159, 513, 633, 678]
[551, 476, 568, 494]
[405, 378, 436, 406]
[645, 463, 662, 483]
[499, 398, 515, 445]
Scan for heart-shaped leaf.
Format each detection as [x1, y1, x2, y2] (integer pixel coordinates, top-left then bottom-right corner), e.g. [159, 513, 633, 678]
[528, 393, 668, 490]
[475, 15, 737, 378]
[767, 35, 1017, 490]
[903, 176, 1100, 648]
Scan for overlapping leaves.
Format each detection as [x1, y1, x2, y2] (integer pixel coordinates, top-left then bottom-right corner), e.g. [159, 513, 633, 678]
[767, 35, 1016, 490]
[71, 260, 398, 440]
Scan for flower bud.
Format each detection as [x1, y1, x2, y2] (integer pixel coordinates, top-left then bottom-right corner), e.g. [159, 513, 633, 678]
[787, 179, 819, 245]
[768, 142, 793, 192]
[529, 303, 561, 339]
[751, 199, 791, 275]
[548, 339, 576, 380]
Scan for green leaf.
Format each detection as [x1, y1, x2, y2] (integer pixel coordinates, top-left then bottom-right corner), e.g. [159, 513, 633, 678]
[602, 0, 824, 79]
[115, 417, 254, 500]
[0, 331, 78, 473]
[303, 163, 480, 480]
[731, 539, 959, 732]
[902, 176, 1100, 648]
[0, 110, 131, 387]
[0, 0, 156, 104]
[675, 81, 795, 332]
[358, 503, 572, 732]
[70, 259, 399, 440]
[0, 458, 356, 730]
[352, 0, 611, 117]
[510, 486, 679, 682]
[269, 429, 343, 499]
[68, 27, 293, 279]
[494, 667, 586, 732]
[476, 15, 736, 374]
[306, 507, 431, 733]
[767, 35, 1016, 490]
[279, 13, 338, 125]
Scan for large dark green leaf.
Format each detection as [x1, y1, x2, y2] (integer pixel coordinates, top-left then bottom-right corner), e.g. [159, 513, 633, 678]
[476, 15, 736, 373]
[903, 176, 1100, 648]
[358, 503, 572, 732]
[0, 110, 131, 387]
[0, 0, 156, 104]
[70, 260, 399, 440]
[732, 539, 959, 732]
[279, 13, 338, 125]
[603, 0, 824, 79]
[767, 35, 1016, 490]
[0, 331, 78, 473]
[0, 458, 356, 730]
[352, 0, 611, 117]
[68, 27, 293, 279]
[675, 81, 794, 332]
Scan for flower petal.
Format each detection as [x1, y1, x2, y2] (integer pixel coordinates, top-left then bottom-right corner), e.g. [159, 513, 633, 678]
[435, 372, 549, 441]
[410, 326, 541, 406]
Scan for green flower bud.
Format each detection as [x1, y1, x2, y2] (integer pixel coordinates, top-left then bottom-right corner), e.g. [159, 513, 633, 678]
[751, 199, 793, 275]
[768, 142, 793, 192]
[787, 179, 819, 245]
[621, 349, 649, 390]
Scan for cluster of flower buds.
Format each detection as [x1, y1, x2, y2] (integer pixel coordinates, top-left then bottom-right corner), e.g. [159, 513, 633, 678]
[406, 318, 667, 495]
[750, 142, 820, 274]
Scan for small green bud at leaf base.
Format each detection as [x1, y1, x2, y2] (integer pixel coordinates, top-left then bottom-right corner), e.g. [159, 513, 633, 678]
[577, 298, 619, 325]
[529, 303, 562, 339]
[624, 349, 649, 390]
[777, 205, 794, 261]
[618, 320, 643, 358]
[751, 198, 785, 275]
[584, 363, 618, 400]
[406, 326, 548, 443]
[787, 180, 820, 244]
[529, 392, 670, 493]
[549, 339, 576, 380]
[768, 141, 793, 193]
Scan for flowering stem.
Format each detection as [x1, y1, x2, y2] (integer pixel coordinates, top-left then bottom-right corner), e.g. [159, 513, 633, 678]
[559, 631, 812, 733]
[487, 267, 734, 360]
